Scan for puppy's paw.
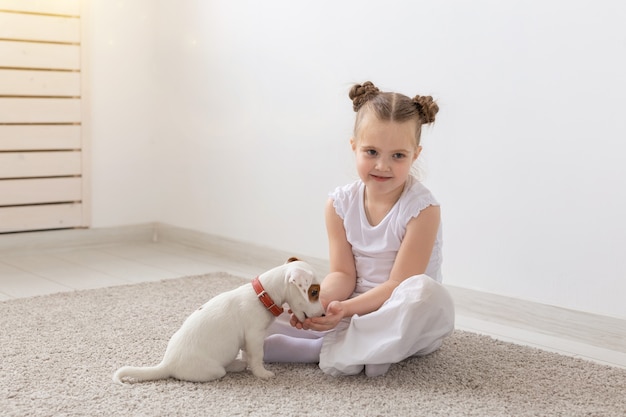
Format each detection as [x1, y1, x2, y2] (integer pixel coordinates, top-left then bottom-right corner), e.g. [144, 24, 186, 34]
[251, 367, 275, 379]
[225, 359, 247, 373]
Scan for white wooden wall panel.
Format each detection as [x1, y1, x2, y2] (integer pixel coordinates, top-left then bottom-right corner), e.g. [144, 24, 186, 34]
[0, 125, 81, 151]
[0, 0, 80, 15]
[0, 204, 83, 234]
[0, 41, 80, 70]
[0, 98, 81, 123]
[0, 152, 82, 178]
[0, 12, 80, 43]
[0, 3, 87, 233]
[0, 69, 80, 96]
[0, 178, 81, 206]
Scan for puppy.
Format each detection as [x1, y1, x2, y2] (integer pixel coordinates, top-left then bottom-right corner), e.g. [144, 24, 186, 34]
[113, 257, 325, 384]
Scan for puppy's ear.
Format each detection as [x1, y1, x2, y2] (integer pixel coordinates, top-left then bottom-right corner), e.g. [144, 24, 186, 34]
[288, 268, 313, 302]
[286, 257, 299, 263]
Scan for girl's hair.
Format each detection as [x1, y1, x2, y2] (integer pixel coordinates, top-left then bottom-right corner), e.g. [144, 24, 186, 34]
[349, 81, 439, 147]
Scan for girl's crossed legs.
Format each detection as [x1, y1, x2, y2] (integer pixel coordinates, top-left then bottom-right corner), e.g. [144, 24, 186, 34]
[263, 275, 455, 377]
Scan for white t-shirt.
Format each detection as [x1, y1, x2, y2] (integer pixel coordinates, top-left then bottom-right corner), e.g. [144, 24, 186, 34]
[329, 175, 443, 295]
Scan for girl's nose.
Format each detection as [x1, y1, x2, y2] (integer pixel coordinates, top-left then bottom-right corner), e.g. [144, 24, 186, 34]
[375, 159, 390, 171]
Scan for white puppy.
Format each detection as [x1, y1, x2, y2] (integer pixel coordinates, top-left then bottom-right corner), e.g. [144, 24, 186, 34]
[113, 258, 325, 384]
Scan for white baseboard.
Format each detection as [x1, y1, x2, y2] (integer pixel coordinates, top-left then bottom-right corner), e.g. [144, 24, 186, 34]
[154, 223, 331, 275]
[0, 223, 155, 254]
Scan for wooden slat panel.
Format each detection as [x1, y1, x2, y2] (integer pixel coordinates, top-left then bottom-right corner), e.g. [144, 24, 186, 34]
[0, 12, 80, 43]
[0, 1, 86, 233]
[0, 203, 83, 233]
[0, 125, 81, 150]
[0, 177, 81, 205]
[0, 69, 80, 96]
[0, 151, 81, 178]
[0, 0, 80, 16]
[0, 98, 81, 123]
[0, 41, 80, 70]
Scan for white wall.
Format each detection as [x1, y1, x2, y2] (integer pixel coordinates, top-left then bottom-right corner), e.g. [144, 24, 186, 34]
[86, 0, 162, 226]
[87, 0, 626, 319]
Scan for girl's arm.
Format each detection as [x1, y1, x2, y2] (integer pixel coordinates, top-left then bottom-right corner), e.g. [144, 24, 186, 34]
[290, 198, 356, 329]
[304, 204, 440, 331]
[319, 198, 357, 308]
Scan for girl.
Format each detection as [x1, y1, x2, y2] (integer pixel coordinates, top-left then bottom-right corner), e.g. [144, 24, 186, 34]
[264, 81, 455, 377]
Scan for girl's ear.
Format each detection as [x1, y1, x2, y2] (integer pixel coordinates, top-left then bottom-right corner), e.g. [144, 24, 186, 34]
[413, 146, 423, 162]
[350, 137, 356, 151]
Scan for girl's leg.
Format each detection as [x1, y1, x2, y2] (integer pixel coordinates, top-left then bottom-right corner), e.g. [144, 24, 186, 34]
[364, 363, 392, 378]
[263, 314, 325, 363]
[263, 334, 323, 363]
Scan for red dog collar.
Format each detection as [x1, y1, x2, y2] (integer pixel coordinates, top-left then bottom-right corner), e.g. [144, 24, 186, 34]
[252, 277, 284, 317]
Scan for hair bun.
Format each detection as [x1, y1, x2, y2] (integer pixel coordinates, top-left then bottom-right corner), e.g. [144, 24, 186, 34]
[412, 95, 439, 124]
[349, 81, 380, 112]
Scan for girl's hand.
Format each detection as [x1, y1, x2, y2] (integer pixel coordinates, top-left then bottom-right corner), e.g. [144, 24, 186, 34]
[292, 301, 345, 331]
[289, 311, 306, 329]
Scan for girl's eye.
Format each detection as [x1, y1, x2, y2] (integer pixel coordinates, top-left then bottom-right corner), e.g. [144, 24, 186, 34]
[393, 153, 406, 159]
[365, 149, 377, 156]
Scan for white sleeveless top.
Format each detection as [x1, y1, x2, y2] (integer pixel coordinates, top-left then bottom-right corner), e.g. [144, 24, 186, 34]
[329, 175, 443, 295]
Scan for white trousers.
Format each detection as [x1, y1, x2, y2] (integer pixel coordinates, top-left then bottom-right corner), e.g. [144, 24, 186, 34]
[266, 274, 455, 376]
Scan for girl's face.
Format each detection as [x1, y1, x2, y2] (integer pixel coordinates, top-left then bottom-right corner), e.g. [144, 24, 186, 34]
[351, 114, 421, 196]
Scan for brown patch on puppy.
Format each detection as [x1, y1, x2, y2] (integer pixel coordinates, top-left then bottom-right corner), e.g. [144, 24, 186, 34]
[307, 284, 321, 302]
[287, 257, 300, 263]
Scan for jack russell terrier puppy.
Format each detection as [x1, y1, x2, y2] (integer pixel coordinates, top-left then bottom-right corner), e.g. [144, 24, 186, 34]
[113, 257, 325, 384]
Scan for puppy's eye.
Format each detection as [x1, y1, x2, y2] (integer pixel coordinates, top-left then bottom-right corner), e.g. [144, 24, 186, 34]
[308, 285, 321, 302]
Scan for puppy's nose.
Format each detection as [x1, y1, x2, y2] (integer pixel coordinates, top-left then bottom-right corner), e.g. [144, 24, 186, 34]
[321, 314, 326, 317]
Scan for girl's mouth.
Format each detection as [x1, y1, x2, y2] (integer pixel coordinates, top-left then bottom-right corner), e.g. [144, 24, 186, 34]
[371, 174, 391, 182]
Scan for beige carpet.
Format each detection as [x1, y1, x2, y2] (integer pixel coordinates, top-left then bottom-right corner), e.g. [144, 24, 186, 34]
[1, 272, 625, 417]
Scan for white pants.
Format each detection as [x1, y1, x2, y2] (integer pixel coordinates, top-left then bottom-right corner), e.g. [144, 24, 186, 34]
[266, 274, 455, 376]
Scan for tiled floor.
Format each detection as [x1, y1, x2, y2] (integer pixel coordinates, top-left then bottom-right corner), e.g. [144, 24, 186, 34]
[1, 226, 625, 369]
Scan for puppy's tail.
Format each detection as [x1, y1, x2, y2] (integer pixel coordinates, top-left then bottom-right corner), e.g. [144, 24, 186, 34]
[113, 363, 170, 385]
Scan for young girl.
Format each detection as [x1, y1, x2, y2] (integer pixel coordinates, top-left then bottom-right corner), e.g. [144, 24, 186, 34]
[264, 81, 455, 377]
